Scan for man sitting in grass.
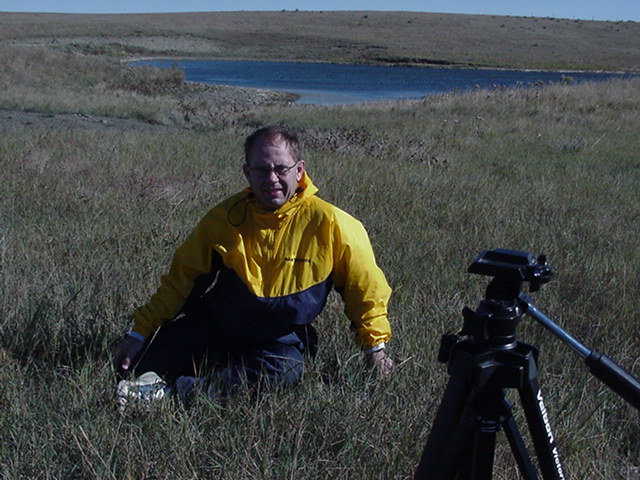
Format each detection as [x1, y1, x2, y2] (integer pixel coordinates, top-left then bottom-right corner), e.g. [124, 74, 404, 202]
[113, 125, 393, 408]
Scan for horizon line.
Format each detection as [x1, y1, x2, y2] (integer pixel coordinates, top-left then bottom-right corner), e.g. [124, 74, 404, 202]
[1, 9, 638, 22]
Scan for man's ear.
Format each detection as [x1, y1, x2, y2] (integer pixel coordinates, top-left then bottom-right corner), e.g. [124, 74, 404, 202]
[243, 163, 251, 180]
[296, 160, 305, 181]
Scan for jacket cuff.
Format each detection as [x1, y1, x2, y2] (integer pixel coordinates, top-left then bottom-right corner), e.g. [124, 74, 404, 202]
[127, 330, 146, 342]
[364, 343, 385, 354]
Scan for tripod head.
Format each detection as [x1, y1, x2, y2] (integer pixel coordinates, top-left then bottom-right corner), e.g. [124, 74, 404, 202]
[468, 248, 552, 300]
[449, 249, 552, 351]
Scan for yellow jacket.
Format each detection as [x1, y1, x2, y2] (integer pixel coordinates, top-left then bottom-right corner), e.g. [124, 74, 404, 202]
[132, 173, 392, 351]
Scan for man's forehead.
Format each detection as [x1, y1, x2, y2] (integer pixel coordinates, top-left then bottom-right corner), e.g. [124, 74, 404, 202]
[249, 138, 293, 159]
[252, 135, 289, 150]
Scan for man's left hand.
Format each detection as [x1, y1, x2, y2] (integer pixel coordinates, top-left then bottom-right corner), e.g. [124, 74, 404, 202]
[364, 350, 394, 377]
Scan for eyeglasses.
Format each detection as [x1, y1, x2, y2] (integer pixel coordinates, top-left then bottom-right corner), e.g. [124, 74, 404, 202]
[247, 162, 299, 178]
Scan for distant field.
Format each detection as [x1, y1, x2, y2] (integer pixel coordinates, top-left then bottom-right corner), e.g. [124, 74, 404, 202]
[1, 11, 639, 71]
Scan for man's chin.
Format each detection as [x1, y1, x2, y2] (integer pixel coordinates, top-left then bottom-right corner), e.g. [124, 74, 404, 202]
[257, 192, 288, 210]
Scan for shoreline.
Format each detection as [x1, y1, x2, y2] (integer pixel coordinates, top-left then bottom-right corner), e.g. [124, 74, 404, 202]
[124, 54, 640, 75]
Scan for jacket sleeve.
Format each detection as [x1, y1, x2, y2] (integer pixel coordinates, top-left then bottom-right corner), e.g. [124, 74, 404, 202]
[331, 211, 392, 350]
[131, 214, 220, 338]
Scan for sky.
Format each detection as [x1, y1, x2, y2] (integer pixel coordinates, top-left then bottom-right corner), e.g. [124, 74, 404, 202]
[1, 0, 639, 22]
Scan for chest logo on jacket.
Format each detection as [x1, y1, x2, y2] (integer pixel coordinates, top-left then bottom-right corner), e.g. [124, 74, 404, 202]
[284, 257, 312, 264]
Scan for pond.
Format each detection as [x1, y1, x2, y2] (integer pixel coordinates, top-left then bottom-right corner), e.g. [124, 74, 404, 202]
[132, 59, 636, 106]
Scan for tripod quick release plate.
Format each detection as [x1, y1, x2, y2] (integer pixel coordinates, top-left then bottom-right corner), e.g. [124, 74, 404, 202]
[468, 249, 552, 292]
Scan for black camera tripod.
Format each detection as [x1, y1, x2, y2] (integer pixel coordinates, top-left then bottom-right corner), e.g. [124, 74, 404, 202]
[415, 249, 640, 480]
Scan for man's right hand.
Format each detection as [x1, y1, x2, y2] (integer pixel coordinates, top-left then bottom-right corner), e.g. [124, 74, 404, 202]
[364, 349, 394, 377]
[113, 335, 145, 373]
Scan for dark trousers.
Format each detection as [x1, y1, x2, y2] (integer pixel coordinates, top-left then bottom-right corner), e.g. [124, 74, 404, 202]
[132, 313, 305, 398]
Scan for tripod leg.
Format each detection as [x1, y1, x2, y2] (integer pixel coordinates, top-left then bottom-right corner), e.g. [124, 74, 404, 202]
[466, 391, 540, 480]
[502, 412, 539, 480]
[416, 375, 510, 480]
[414, 364, 474, 480]
[470, 419, 499, 479]
[518, 355, 566, 480]
[418, 403, 498, 480]
[465, 391, 524, 480]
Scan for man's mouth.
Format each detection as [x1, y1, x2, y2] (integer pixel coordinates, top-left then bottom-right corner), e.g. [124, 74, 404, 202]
[264, 188, 281, 198]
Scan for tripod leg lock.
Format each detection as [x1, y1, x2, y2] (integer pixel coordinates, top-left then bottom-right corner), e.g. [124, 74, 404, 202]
[438, 334, 459, 363]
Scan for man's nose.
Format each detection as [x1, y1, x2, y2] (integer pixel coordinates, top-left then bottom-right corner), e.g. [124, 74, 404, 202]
[265, 169, 280, 181]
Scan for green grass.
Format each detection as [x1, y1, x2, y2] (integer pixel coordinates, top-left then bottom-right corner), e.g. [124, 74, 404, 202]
[1, 22, 640, 479]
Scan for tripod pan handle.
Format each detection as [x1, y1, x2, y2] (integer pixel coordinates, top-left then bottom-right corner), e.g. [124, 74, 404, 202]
[586, 351, 640, 411]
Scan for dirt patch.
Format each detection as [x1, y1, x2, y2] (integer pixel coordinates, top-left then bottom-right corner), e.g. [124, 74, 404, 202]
[0, 82, 297, 134]
[0, 109, 180, 133]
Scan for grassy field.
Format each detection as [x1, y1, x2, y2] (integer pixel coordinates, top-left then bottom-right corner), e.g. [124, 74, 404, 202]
[1, 11, 640, 480]
[2, 11, 640, 71]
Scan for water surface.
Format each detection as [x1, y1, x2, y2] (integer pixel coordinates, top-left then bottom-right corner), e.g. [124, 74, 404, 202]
[132, 59, 635, 106]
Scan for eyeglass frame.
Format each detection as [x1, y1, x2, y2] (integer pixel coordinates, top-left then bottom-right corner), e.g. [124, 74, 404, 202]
[246, 161, 300, 178]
